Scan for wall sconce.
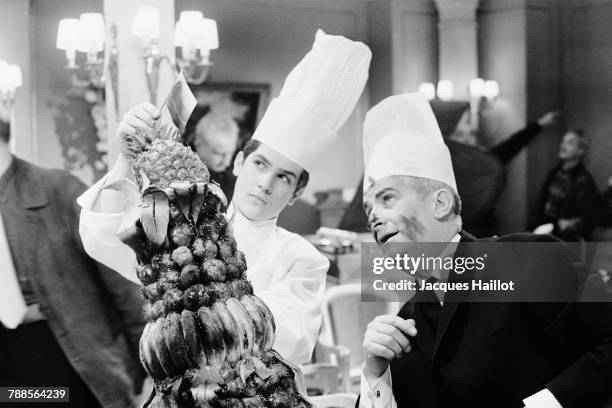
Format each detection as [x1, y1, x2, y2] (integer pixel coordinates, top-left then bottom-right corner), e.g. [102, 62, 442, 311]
[470, 78, 500, 101]
[419, 81, 455, 101]
[0, 60, 23, 107]
[132, 5, 174, 105]
[418, 78, 501, 141]
[483, 80, 500, 100]
[436, 80, 454, 101]
[468, 78, 485, 130]
[131, 8, 219, 104]
[468, 78, 500, 131]
[57, 13, 110, 89]
[174, 11, 219, 85]
[469, 78, 485, 100]
[418, 82, 436, 101]
[419, 79, 500, 103]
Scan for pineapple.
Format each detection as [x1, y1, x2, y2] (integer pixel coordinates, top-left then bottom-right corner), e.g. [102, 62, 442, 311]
[118, 122, 312, 408]
[121, 122, 210, 189]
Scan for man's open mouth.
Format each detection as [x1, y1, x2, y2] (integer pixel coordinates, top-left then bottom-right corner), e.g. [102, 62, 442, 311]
[379, 231, 398, 244]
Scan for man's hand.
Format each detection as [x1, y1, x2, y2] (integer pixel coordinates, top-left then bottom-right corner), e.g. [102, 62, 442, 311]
[537, 111, 560, 128]
[363, 315, 417, 381]
[117, 102, 160, 147]
[96, 102, 159, 210]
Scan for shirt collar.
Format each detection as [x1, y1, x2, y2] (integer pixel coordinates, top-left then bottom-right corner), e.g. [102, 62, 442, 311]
[429, 233, 462, 281]
[0, 157, 48, 208]
[227, 202, 278, 249]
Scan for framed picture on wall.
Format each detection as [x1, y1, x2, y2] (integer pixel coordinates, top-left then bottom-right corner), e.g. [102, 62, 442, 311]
[185, 82, 271, 149]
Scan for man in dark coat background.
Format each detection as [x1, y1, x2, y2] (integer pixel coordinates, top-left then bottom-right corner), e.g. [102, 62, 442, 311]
[0, 111, 146, 407]
[358, 93, 612, 408]
[531, 128, 602, 241]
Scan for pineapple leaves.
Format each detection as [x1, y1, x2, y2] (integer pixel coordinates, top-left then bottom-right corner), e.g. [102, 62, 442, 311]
[236, 357, 272, 383]
[119, 132, 147, 162]
[116, 205, 150, 263]
[117, 204, 141, 243]
[104, 178, 150, 260]
[170, 181, 192, 221]
[140, 170, 152, 192]
[191, 182, 207, 225]
[238, 358, 257, 384]
[269, 350, 311, 398]
[208, 182, 228, 208]
[141, 187, 170, 248]
[251, 356, 273, 380]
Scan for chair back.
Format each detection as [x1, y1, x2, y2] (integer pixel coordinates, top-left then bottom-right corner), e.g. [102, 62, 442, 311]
[300, 363, 340, 395]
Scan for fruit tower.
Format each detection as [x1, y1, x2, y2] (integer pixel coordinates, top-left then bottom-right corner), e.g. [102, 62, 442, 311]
[117, 124, 312, 408]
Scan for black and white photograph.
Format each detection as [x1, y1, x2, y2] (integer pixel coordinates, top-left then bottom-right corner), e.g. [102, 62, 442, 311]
[1, 1, 612, 407]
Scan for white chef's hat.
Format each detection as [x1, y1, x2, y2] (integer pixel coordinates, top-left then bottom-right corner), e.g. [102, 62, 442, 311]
[363, 93, 457, 193]
[252, 29, 371, 172]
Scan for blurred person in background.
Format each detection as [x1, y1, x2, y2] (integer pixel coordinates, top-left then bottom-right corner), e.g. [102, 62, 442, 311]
[0, 102, 145, 407]
[185, 106, 242, 200]
[531, 128, 602, 241]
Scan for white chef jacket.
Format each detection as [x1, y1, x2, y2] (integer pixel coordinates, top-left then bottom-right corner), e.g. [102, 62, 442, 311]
[77, 173, 329, 365]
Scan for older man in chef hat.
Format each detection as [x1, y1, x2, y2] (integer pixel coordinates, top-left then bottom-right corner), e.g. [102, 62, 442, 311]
[78, 30, 371, 365]
[358, 93, 612, 408]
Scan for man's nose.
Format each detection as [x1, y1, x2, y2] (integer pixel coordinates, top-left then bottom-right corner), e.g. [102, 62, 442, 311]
[367, 208, 382, 231]
[258, 173, 274, 194]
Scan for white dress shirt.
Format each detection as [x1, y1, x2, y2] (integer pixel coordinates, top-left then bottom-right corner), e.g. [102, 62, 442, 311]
[77, 172, 329, 365]
[0, 209, 27, 329]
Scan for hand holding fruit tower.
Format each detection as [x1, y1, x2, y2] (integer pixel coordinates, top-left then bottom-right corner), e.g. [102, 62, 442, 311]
[113, 123, 312, 408]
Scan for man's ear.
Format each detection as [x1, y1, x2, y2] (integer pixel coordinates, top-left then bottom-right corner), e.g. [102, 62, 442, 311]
[287, 186, 305, 206]
[233, 151, 244, 177]
[432, 189, 454, 220]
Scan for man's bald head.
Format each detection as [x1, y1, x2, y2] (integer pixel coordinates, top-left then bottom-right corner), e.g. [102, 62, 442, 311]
[193, 113, 240, 172]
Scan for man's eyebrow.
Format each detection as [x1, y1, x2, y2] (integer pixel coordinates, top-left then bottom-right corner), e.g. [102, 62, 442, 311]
[252, 154, 271, 166]
[374, 187, 396, 201]
[363, 186, 396, 213]
[278, 169, 298, 180]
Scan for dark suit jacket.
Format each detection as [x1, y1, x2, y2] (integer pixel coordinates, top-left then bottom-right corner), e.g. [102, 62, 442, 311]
[387, 231, 612, 408]
[0, 157, 146, 408]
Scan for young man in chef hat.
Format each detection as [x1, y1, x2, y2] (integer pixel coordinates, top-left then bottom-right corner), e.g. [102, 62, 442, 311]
[78, 29, 371, 365]
[358, 93, 612, 407]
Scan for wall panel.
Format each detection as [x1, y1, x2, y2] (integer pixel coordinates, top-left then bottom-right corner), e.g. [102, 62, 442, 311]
[479, 0, 528, 233]
[391, 0, 438, 95]
[562, 0, 612, 190]
[525, 2, 562, 219]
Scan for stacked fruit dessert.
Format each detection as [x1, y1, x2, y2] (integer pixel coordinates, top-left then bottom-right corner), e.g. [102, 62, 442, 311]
[114, 123, 311, 408]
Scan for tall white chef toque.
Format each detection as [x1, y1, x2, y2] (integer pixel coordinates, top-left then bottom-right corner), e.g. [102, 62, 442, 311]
[252, 29, 371, 172]
[363, 93, 457, 193]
